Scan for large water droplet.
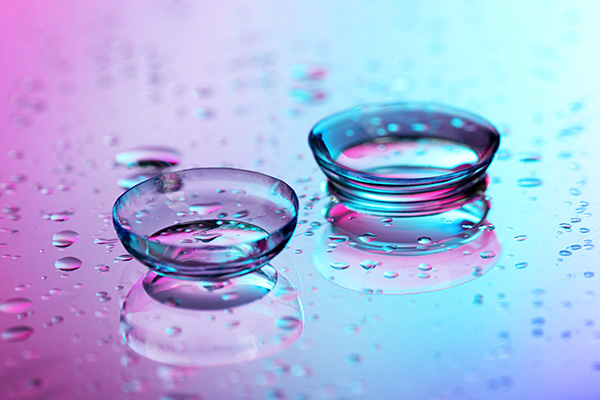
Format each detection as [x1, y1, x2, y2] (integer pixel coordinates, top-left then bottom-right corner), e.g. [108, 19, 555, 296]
[0, 298, 32, 313]
[52, 230, 80, 248]
[2, 326, 34, 342]
[116, 146, 180, 168]
[55, 256, 82, 271]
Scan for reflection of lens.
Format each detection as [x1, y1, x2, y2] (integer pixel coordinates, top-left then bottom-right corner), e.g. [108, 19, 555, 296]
[313, 223, 500, 294]
[120, 265, 304, 367]
[325, 194, 489, 254]
[142, 265, 277, 310]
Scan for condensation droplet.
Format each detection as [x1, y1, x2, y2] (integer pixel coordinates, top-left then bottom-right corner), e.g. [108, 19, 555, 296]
[1, 326, 34, 342]
[55, 256, 82, 271]
[0, 298, 32, 314]
[330, 262, 350, 270]
[52, 230, 80, 248]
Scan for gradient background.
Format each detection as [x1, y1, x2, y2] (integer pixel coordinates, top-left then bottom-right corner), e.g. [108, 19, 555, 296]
[1, 0, 599, 399]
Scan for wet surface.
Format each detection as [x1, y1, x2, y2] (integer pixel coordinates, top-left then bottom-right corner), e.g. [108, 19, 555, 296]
[1, 1, 600, 399]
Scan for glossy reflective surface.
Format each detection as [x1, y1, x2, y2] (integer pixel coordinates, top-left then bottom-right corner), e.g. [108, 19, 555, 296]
[2, 1, 600, 399]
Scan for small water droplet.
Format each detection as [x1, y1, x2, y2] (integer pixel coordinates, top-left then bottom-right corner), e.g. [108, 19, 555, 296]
[383, 271, 398, 279]
[114, 254, 133, 262]
[276, 316, 301, 330]
[515, 262, 528, 270]
[514, 235, 528, 241]
[358, 233, 377, 243]
[116, 146, 180, 168]
[417, 272, 431, 279]
[55, 256, 82, 271]
[330, 262, 350, 270]
[480, 250, 496, 259]
[165, 326, 182, 337]
[328, 235, 349, 243]
[232, 210, 249, 219]
[1, 326, 34, 342]
[359, 260, 379, 271]
[559, 250, 572, 257]
[417, 237, 432, 244]
[518, 178, 543, 188]
[418, 263, 433, 271]
[188, 202, 223, 216]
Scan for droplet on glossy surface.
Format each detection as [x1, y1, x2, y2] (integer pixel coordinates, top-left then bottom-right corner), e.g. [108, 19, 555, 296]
[55, 256, 82, 271]
[559, 250, 572, 257]
[330, 262, 350, 270]
[359, 260, 378, 271]
[116, 146, 180, 168]
[417, 237, 432, 244]
[232, 210, 249, 219]
[328, 235, 349, 243]
[2, 326, 34, 342]
[52, 230, 80, 248]
[0, 298, 32, 313]
[480, 250, 496, 259]
[358, 233, 377, 243]
[514, 235, 528, 241]
[165, 326, 182, 337]
[517, 178, 543, 188]
[515, 262, 528, 270]
[383, 271, 398, 279]
[418, 263, 432, 271]
[275, 316, 302, 331]
[188, 202, 223, 216]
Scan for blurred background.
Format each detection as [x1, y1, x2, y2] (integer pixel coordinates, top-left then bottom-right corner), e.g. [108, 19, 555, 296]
[1, 1, 599, 399]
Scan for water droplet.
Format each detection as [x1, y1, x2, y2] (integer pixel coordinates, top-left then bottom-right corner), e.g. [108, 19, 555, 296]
[518, 178, 543, 188]
[358, 233, 377, 243]
[480, 250, 496, 259]
[221, 293, 239, 301]
[383, 271, 398, 279]
[0, 298, 32, 313]
[276, 316, 301, 330]
[417, 237, 432, 244]
[359, 260, 379, 271]
[114, 254, 133, 262]
[417, 273, 431, 279]
[418, 263, 433, 271]
[559, 250, 572, 257]
[514, 235, 528, 241]
[328, 235, 349, 243]
[515, 262, 528, 270]
[166, 326, 182, 337]
[188, 202, 223, 216]
[330, 262, 350, 270]
[232, 210, 249, 219]
[584, 272, 595, 278]
[55, 256, 82, 271]
[116, 146, 180, 168]
[52, 230, 80, 248]
[518, 152, 542, 162]
[1, 326, 34, 342]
